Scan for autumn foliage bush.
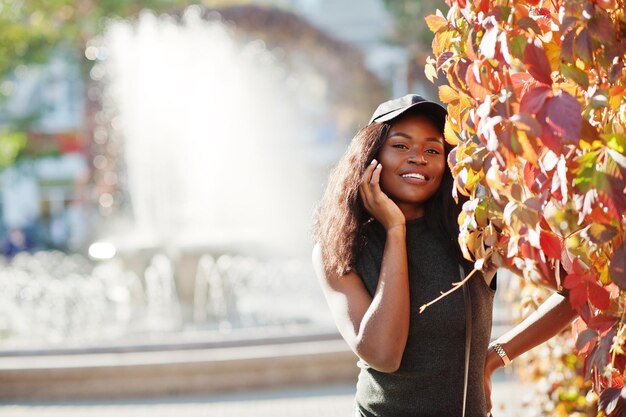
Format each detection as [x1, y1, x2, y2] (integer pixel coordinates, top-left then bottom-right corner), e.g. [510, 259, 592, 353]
[424, 0, 626, 414]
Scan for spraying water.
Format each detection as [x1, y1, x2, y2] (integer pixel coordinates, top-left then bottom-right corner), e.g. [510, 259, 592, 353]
[102, 7, 318, 256]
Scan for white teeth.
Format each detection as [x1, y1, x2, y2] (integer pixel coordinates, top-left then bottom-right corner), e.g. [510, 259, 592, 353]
[402, 173, 426, 180]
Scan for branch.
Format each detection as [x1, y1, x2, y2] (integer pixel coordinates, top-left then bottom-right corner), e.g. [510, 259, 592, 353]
[419, 266, 479, 313]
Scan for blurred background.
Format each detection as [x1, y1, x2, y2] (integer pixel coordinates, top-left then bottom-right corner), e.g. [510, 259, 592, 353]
[0, 0, 448, 350]
[0, 0, 532, 415]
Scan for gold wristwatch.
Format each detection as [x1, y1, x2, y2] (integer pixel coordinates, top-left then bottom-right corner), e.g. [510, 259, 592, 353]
[490, 342, 512, 366]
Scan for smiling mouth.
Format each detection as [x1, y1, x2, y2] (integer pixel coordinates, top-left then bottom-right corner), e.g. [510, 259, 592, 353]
[401, 173, 428, 181]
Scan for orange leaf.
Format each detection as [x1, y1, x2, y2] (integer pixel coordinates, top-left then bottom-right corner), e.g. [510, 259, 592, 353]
[425, 15, 449, 33]
[439, 85, 459, 104]
[444, 119, 461, 146]
[465, 62, 490, 101]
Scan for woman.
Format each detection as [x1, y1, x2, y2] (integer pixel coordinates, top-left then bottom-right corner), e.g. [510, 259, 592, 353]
[312, 94, 577, 417]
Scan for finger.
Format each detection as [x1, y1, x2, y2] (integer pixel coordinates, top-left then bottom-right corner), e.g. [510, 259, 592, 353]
[370, 163, 382, 186]
[369, 164, 384, 200]
[360, 159, 377, 184]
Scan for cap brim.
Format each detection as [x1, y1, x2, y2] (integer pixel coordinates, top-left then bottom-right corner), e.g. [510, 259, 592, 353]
[370, 101, 447, 125]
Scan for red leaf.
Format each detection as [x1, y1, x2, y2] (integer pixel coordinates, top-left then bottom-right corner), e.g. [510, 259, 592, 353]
[610, 242, 626, 291]
[519, 85, 552, 114]
[540, 229, 562, 258]
[545, 92, 582, 140]
[575, 328, 599, 352]
[561, 30, 575, 63]
[599, 387, 622, 415]
[588, 314, 617, 334]
[511, 113, 542, 137]
[524, 41, 553, 85]
[574, 28, 593, 65]
[474, 0, 490, 13]
[565, 277, 589, 308]
[510, 72, 532, 100]
[540, 117, 563, 153]
[564, 273, 584, 289]
[589, 11, 616, 45]
[524, 162, 537, 189]
[589, 282, 611, 310]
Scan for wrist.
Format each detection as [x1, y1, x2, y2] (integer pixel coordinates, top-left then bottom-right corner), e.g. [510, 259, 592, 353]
[489, 342, 512, 367]
[385, 223, 406, 234]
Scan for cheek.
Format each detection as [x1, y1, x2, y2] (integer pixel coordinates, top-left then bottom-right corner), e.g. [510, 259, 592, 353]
[379, 167, 395, 192]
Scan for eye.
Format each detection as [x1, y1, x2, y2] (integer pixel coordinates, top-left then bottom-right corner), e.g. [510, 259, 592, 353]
[426, 148, 442, 155]
[392, 143, 408, 149]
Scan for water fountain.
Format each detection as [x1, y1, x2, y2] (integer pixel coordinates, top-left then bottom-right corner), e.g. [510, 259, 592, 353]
[0, 7, 363, 400]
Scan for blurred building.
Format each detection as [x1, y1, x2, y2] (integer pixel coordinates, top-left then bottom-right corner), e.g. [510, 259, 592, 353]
[0, 50, 90, 253]
[289, 0, 408, 96]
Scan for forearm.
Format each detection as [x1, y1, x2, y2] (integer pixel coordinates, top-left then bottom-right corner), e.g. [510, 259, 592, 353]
[491, 292, 577, 365]
[356, 225, 410, 371]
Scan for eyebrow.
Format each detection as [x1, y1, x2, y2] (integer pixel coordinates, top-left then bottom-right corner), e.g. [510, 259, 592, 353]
[388, 132, 444, 144]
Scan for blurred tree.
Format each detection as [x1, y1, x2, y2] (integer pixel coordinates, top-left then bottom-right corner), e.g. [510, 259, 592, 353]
[0, 0, 206, 84]
[381, 0, 446, 47]
[0, 0, 214, 167]
[380, 0, 447, 95]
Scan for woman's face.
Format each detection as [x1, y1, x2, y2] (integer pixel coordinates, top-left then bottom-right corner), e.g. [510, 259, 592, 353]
[376, 114, 446, 220]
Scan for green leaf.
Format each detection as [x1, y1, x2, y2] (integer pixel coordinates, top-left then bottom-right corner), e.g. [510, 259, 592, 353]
[573, 151, 600, 191]
[601, 133, 626, 153]
[0, 130, 27, 169]
[590, 91, 609, 109]
[560, 63, 589, 89]
[510, 35, 527, 60]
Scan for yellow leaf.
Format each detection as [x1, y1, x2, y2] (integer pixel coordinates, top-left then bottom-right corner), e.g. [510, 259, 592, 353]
[599, 262, 611, 285]
[425, 14, 449, 33]
[439, 85, 459, 104]
[433, 30, 453, 56]
[544, 42, 561, 72]
[447, 102, 461, 126]
[425, 62, 437, 82]
[444, 119, 461, 145]
[516, 130, 538, 166]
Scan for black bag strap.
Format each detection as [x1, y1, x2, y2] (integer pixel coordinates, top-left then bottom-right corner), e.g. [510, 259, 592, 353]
[460, 264, 471, 417]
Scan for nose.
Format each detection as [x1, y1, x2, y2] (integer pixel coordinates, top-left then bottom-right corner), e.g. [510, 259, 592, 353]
[408, 151, 427, 165]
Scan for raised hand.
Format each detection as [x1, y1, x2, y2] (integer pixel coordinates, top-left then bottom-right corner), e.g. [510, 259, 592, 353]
[359, 159, 405, 231]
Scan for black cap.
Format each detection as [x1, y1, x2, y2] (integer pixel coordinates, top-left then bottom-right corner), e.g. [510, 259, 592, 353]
[369, 94, 447, 127]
